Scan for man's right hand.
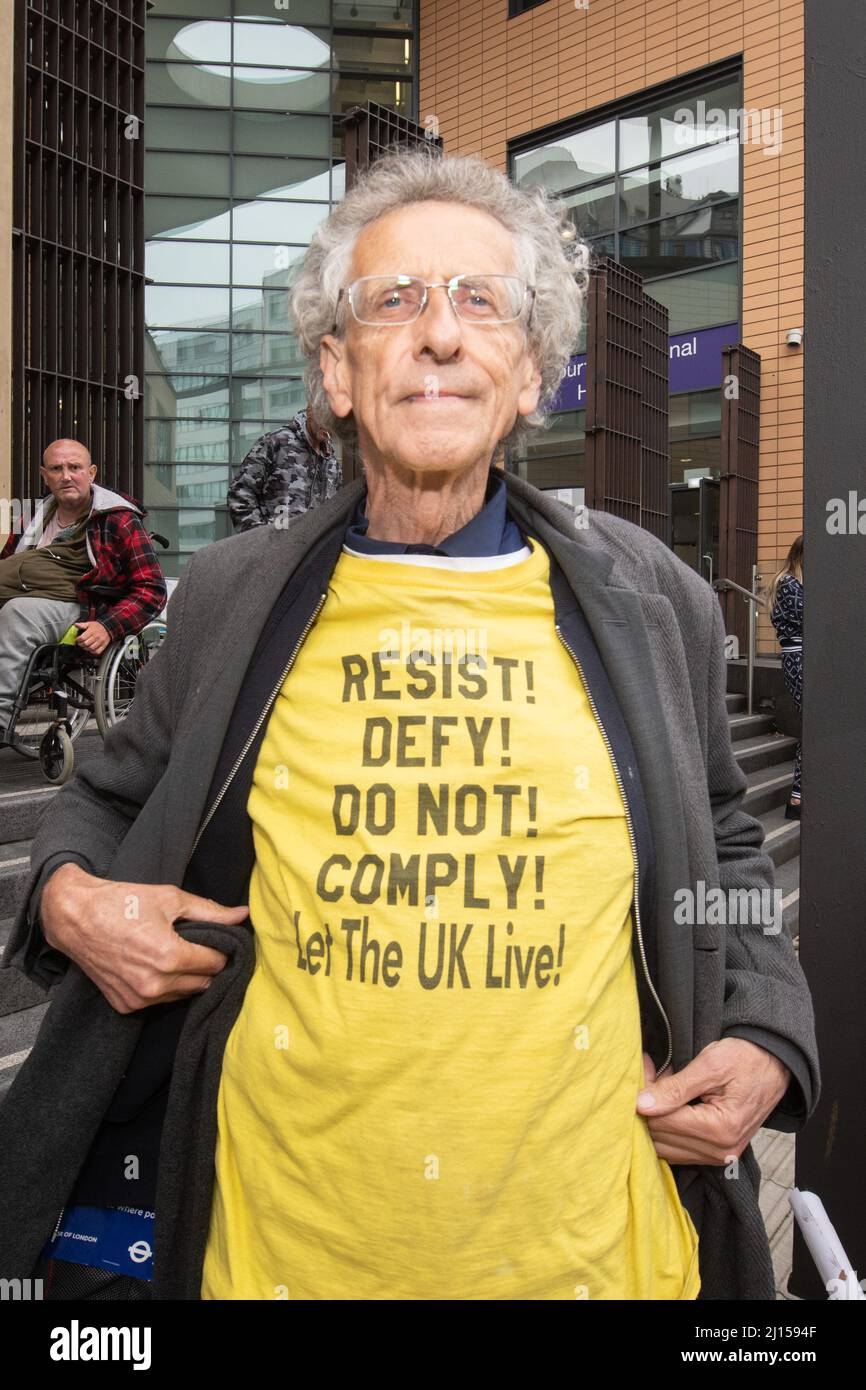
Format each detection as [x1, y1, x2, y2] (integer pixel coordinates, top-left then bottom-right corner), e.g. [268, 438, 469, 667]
[40, 862, 249, 1015]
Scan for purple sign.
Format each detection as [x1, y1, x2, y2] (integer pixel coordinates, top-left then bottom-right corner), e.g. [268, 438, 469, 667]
[551, 321, 740, 412]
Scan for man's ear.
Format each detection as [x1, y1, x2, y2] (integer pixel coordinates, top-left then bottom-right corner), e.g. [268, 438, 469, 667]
[320, 334, 354, 421]
[516, 350, 543, 419]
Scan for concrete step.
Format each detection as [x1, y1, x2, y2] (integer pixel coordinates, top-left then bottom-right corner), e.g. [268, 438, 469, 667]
[733, 731, 799, 776]
[726, 692, 747, 714]
[743, 761, 796, 817]
[0, 1001, 47, 1102]
[728, 712, 777, 743]
[0, 784, 59, 845]
[759, 803, 802, 870]
[1, 912, 45, 1016]
[0, 839, 32, 920]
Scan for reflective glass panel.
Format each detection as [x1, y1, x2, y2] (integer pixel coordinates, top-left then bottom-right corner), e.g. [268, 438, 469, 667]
[513, 123, 616, 194]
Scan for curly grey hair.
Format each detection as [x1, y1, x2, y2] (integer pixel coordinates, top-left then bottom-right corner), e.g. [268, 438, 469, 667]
[288, 148, 590, 450]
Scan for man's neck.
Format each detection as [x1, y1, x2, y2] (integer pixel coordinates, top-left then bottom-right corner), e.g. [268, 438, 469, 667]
[55, 490, 92, 527]
[362, 457, 493, 546]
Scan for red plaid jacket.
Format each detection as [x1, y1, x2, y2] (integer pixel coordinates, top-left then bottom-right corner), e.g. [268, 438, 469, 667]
[0, 485, 167, 642]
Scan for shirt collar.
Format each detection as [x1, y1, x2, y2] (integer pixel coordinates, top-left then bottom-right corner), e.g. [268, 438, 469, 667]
[343, 471, 526, 557]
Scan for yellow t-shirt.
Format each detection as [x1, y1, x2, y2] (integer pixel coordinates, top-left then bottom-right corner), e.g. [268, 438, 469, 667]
[200, 537, 700, 1300]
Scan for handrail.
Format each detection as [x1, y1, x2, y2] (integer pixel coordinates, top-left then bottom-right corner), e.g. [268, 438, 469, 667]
[712, 570, 767, 716]
[713, 576, 766, 606]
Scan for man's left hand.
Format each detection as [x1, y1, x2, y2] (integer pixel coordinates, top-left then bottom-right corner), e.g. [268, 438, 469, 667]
[637, 1038, 791, 1165]
[75, 620, 112, 655]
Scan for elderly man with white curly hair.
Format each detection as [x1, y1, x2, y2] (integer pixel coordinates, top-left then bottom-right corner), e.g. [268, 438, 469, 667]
[0, 150, 818, 1303]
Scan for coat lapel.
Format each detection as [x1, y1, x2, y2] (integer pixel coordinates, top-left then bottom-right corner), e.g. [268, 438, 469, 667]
[501, 476, 695, 1065]
[159, 478, 367, 884]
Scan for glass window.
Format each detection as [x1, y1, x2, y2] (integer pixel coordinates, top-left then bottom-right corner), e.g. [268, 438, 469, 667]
[231, 333, 306, 376]
[333, 0, 415, 27]
[147, 0, 230, 16]
[620, 203, 738, 278]
[235, 0, 331, 23]
[146, 375, 230, 419]
[145, 507, 233, 553]
[586, 233, 616, 263]
[233, 21, 330, 69]
[669, 390, 722, 438]
[231, 287, 292, 332]
[230, 378, 306, 419]
[144, 151, 231, 198]
[644, 264, 739, 334]
[147, 329, 231, 375]
[146, 107, 232, 153]
[147, 17, 231, 64]
[333, 32, 413, 72]
[333, 75, 412, 118]
[147, 62, 233, 109]
[146, 418, 229, 462]
[619, 79, 741, 169]
[232, 69, 332, 113]
[620, 140, 739, 228]
[562, 181, 616, 238]
[232, 242, 306, 288]
[145, 286, 231, 332]
[231, 199, 329, 243]
[513, 123, 616, 194]
[232, 155, 330, 201]
[232, 111, 331, 158]
[145, 197, 231, 241]
[146, 240, 231, 285]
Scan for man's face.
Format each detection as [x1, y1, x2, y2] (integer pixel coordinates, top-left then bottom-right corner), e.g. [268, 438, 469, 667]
[41, 444, 95, 510]
[319, 201, 542, 477]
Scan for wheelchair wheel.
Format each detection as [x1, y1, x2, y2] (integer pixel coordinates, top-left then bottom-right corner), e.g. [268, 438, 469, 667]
[39, 725, 75, 785]
[94, 624, 164, 736]
[12, 661, 96, 758]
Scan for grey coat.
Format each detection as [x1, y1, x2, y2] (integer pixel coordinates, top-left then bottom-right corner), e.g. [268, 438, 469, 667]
[0, 471, 819, 1299]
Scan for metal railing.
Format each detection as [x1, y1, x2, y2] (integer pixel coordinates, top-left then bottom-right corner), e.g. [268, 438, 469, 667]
[713, 566, 766, 716]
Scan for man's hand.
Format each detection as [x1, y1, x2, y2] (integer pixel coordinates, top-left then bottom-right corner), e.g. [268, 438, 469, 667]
[637, 1038, 791, 1165]
[75, 620, 112, 655]
[41, 862, 249, 1015]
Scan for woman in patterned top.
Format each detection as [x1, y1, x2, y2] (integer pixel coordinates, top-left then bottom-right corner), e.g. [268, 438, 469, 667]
[767, 535, 804, 819]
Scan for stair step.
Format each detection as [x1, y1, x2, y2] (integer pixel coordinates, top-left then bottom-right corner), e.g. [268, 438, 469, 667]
[727, 712, 777, 742]
[0, 1001, 47, 1101]
[743, 762, 796, 816]
[0, 840, 32, 919]
[725, 692, 747, 714]
[0, 785, 60, 845]
[759, 804, 801, 869]
[733, 732, 798, 776]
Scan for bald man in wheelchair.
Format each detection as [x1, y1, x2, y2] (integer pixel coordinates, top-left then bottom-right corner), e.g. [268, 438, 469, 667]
[0, 440, 167, 746]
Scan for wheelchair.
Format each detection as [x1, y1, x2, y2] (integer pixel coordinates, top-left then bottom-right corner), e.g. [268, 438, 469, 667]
[3, 534, 172, 785]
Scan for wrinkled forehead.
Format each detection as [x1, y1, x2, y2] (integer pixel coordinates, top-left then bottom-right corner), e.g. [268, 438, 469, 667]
[43, 443, 91, 465]
[350, 200, 522, 281]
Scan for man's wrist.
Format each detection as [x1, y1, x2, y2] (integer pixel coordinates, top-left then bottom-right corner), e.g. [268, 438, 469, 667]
[41, 861, 101, 948]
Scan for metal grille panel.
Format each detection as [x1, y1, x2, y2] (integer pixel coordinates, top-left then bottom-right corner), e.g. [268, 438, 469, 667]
[12, 0, 146, 501]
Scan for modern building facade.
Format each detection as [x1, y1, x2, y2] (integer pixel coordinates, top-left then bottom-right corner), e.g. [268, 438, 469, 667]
[419, 0, 804, 650]
[0, 0, 805, 654]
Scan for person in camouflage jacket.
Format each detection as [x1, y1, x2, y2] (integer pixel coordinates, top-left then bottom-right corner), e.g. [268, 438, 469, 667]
[227, 407, 341, 533]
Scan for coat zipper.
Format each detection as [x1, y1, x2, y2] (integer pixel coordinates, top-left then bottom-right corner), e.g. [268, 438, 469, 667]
[188, 591, 329, 859]
[555, 623, 673, 1077]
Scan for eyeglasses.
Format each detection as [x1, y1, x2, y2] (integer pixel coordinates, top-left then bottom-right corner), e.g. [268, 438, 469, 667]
[336, 274, 536, 328]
